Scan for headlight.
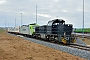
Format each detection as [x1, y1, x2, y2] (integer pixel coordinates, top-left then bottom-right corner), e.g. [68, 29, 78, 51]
[65, 37, 69, 40]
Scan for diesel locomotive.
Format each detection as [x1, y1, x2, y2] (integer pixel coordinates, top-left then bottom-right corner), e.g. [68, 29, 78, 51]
[8, 19, 76, 44]
[34, 19, 76, 44]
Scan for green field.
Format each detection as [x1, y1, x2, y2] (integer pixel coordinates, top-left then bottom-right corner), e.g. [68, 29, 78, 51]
[0, 29, 5, 33]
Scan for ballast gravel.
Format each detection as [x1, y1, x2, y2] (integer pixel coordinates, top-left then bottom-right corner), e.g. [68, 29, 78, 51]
[74, 37, 87, 46]
[22, 36, 90, 60]
[9, 34, 90, 60]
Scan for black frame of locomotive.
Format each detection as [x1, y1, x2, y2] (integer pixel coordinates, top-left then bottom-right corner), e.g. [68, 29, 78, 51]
[34, 19, 76, 44]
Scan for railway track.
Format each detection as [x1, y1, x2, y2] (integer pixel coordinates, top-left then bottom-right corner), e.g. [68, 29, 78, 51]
[76, 35, 90, 39]
[67, 44, 90, 51]
[10, 33, 90, 52]
[72, 33, 90, 39]
[8, 33, 90, 59]
[31, 36, 90, 52]
[28, 35, 90, 52]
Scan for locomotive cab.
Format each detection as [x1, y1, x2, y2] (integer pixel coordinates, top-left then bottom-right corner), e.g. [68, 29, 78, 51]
[47, 19, 65, 34]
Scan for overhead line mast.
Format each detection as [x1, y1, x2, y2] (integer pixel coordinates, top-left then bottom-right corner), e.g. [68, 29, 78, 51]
[36, 5, 37, 24]
[82, 0, 84, 39]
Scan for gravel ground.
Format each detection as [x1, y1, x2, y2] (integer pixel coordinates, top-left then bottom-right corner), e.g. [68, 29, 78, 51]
[8, 33, 90, 60]
[0, 32, 85, 60]
[74, 37, 87, 46]
[19, 35, 90, 60]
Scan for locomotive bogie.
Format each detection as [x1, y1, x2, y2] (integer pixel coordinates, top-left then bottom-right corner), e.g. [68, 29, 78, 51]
[61, 36, 76, 44]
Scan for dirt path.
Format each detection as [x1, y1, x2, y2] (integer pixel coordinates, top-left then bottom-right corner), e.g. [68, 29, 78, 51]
[0, 32, 85, 60]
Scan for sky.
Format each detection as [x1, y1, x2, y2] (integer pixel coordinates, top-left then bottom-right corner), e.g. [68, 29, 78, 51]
[0, 0, 90, 28]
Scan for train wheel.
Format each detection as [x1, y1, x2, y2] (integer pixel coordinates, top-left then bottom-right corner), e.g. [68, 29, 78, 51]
[62, 38, 66, 44]
[46, 36, 49, 40]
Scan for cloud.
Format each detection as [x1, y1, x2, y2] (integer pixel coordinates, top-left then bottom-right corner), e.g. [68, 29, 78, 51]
[0, 0, 6, 4]
[62, 10, 68, 12]
[36, 13, 52, 18]
[54, 0, 58, 2]
[0, 0, 90, 28]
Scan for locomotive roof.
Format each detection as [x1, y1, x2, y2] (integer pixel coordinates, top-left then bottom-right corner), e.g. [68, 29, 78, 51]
[21, 25, 29, 27]
[29, 23, 36, 25]
[48, 19, 65, 24]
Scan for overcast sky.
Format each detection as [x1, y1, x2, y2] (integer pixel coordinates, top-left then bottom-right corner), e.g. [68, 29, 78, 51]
[0, 0, 90, 28]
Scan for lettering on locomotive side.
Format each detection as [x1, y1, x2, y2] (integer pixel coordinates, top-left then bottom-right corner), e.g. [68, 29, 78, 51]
[22, 29, 26, 31]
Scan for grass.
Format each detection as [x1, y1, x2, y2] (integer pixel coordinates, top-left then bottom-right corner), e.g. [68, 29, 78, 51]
[0, 29, 5, 33]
